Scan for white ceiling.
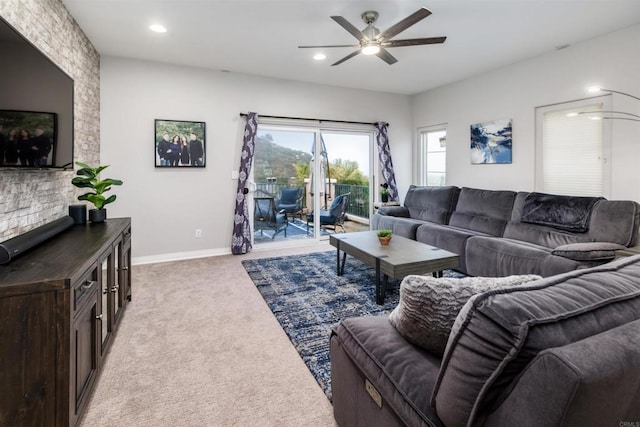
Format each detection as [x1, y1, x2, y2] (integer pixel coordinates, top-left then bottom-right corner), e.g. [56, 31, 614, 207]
[61, 0, 640, 95]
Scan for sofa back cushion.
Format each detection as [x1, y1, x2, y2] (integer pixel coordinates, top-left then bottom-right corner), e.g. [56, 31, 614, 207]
[404, 185, 460, 224]
[505, 192, 640, 248]
[448, 187, 516, 236]
[431, 254, 640, 427]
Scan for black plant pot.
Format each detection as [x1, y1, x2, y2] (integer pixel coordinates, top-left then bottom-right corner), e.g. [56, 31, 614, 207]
[381, 194, 389, 203]
[89, 208, 107, 223]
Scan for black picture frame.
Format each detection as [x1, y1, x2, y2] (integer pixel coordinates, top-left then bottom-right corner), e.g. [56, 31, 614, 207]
[0, 109, 57, 167]
[154, 119, 206, 168]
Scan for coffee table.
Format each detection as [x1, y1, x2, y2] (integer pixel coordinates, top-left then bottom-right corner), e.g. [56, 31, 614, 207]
[329, 231, 460, 304]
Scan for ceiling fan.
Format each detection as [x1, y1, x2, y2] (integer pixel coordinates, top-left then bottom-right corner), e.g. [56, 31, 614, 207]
[298, 7, 446, 66]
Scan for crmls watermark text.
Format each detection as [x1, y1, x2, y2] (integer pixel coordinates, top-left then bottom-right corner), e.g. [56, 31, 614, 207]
[620, 422, 640, 427]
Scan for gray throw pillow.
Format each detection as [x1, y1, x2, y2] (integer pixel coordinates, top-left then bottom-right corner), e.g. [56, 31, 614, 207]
[389, 274, 541, 355]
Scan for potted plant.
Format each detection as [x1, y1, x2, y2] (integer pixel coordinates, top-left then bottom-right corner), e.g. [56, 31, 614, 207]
[377, 229, 393, 245]
[380, 183, 391, 203]
[71, 162, 123, 223]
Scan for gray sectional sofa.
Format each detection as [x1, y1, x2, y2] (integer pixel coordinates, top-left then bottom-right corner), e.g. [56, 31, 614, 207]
[372, 185, 640, 277]
[330, 185, 640, 426]
[330, 254, 640, 426]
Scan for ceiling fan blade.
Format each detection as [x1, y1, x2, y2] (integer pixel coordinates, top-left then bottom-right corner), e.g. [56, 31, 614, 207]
[377, 7, 432, 41]
[331, 50, 361, 66]
[383, 36, 447, 47]
[376, 48, 398, 65]
[298, 44, 360, 49]
[331, 16, 366, 41]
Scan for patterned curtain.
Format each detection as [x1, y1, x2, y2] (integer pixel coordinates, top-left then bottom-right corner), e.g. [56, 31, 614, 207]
[375, 122, 399, 202]
[232, 112, 258, 255]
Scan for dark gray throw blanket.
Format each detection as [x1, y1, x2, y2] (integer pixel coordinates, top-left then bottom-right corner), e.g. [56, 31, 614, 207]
[521, 192, 603, 232]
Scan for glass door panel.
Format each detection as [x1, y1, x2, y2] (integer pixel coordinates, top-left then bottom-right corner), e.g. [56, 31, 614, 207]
[253, 128, 318, 244]
[320, 131, 372, 233]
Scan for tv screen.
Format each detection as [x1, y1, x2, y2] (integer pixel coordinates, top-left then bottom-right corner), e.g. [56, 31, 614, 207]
[0, 15, 74, 170]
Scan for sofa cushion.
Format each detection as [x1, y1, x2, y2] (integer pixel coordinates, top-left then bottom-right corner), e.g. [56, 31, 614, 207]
[465, 236, 589, 277]
[332, 317, 443, 427]
[389, 274, 541, 356]
[507, 192, 640, 248]
[485, 319, 640, 427]
[403, 185, 460, 224]
[521, 192, 603, 232]
[448, 187, 516, 236]
[432, 254, 640, 427]
[552, 242, 627, 261]
[372, 214, 424, 240]
[416, 223, 488, 274]
[589, 199, 640, 246]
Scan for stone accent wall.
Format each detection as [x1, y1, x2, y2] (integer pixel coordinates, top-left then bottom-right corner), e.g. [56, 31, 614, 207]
[0, 0, 100, 241]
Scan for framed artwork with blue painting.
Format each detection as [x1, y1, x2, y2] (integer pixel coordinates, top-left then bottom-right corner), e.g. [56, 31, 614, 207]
[470, 118, 512, 164]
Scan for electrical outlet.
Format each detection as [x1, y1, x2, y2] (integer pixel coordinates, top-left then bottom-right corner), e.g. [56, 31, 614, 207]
[195, 229, 202, 238]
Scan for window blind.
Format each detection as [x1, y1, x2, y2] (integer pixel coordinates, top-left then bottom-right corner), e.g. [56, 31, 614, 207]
[542, 103, 603, 196]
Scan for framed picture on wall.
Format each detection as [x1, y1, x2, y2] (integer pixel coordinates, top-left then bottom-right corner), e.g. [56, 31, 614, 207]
[470, 118, 512, 164]
[154, 119, 206, 168]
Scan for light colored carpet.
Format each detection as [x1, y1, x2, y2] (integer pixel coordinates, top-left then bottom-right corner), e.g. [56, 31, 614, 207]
[79, 243, 337, 427]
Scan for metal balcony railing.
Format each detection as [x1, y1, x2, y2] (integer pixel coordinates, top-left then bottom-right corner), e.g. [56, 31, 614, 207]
[335, 184, 369, 219]
[255, 182, 370, 219]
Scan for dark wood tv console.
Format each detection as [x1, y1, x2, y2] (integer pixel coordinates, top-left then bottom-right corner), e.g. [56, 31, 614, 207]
[0, 217, 132, 426]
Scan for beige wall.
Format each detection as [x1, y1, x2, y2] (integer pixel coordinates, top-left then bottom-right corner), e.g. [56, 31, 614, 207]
[0, 0, 100, 240]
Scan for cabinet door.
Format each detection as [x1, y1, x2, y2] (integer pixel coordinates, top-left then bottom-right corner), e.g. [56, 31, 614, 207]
[99, 248, 113, 354]
[71, 279, 100, 426]
[0, 291, 60, 425]
[112, 236, 124, 326]
[120, 229, 132, 304]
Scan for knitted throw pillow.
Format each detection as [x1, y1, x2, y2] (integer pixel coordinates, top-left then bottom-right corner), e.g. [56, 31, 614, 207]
[389, 274, 541, 355]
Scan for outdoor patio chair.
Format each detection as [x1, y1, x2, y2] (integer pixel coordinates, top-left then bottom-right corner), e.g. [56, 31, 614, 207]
[254, 197, 288, 239]
[275, 187, 304, 219]
[306, 192, 351, 233]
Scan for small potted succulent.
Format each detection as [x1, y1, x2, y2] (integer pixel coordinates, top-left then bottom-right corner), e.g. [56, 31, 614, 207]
[71, 162, 123, 223]
[380, 183, 391, 203]
[377, 229, 393, 245]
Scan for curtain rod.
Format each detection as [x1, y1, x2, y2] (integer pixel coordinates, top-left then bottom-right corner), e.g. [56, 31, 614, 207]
[239, 112, 386, 127]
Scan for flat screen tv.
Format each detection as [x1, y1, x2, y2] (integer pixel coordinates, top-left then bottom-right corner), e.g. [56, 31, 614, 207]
[0, 15, 74, 170]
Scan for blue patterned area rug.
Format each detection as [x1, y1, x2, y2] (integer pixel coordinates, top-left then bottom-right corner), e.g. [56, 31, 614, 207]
[241, 250, 462, 401]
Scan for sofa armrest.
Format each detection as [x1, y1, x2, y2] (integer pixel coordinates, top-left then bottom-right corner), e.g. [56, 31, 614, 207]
[551, 242, 627, 261]
[377, 206, 410, 217]
[485, 319, 640, 427]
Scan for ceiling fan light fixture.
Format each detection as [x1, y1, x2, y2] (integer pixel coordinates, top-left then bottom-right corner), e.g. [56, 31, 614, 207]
[361, 44, 380, 55]
[313, 53, 327, 61]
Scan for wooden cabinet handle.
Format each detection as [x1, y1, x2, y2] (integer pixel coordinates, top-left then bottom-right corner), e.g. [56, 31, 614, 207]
[81, 281, 97, 291]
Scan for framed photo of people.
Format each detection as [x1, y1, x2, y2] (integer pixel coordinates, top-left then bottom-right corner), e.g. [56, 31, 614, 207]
[154, 119, 206, 168]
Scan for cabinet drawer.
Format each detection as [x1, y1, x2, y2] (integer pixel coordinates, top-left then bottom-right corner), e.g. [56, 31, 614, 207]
[73, 263, 99, 311]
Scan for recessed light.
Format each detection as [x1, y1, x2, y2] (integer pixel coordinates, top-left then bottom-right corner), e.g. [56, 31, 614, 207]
[313, 53, 326, 61]
[149, 24, 167, 33]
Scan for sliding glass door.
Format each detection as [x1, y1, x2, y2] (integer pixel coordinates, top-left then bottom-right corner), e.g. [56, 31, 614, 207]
[251, 123, 373, 246]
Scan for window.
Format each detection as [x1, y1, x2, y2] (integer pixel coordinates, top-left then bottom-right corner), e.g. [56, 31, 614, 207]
[535, 97, 611, 197]
[418, 126, 447, 186]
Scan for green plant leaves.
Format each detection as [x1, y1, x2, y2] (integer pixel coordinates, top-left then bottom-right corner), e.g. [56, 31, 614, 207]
[71, 162, 123, 210]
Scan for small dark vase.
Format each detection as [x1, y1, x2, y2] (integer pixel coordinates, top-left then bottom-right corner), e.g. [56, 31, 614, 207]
[89, 208, 107, 223]
[381, 193, 389, 203]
